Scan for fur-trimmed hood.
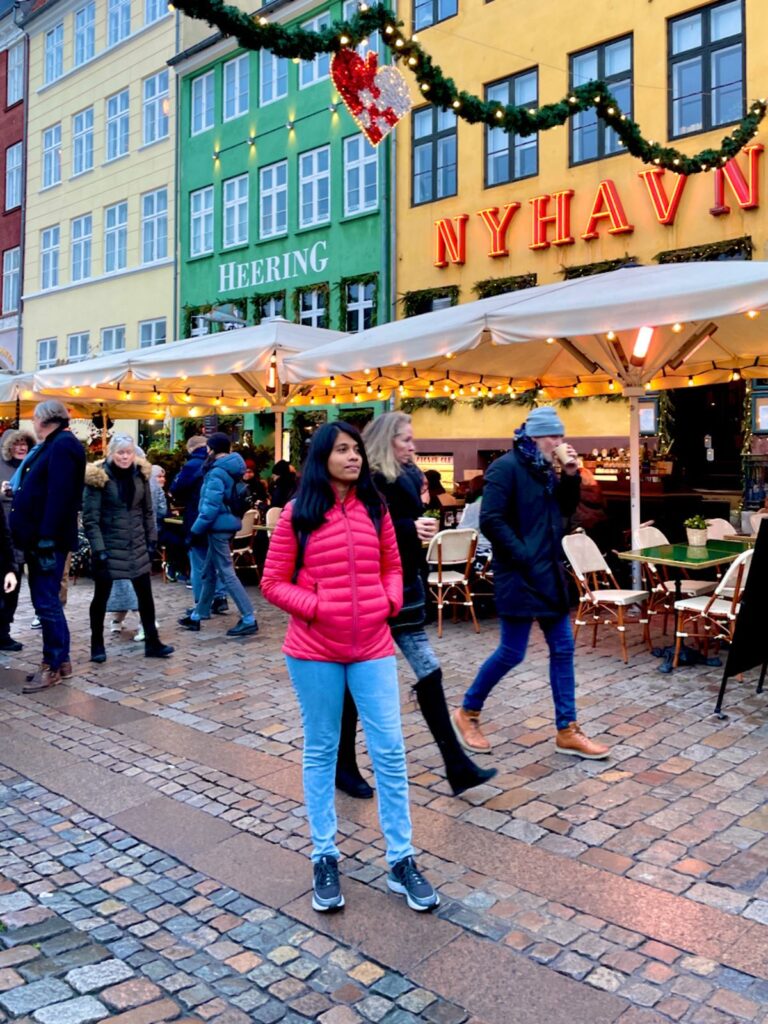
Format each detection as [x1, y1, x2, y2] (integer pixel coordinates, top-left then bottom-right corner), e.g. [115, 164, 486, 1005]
[85, 457, 152, 489]
[1, 429, 36, 463]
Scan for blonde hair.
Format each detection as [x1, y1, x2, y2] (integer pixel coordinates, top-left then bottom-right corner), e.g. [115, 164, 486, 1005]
[362, 412, 411, 484]
[107, 434, 136, 460]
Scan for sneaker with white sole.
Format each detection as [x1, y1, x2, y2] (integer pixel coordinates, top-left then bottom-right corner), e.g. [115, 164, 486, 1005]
[312, 855, 344, 912]
[387, 856, 439, 912]
[31, 616, 42, 629]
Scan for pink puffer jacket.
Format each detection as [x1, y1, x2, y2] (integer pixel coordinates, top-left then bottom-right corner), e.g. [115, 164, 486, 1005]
[261, 494, 403, 663]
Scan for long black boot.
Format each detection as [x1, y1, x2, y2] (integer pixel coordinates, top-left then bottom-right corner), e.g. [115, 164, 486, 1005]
[335, 685, 374, 799]
[414, 669, 497, 796]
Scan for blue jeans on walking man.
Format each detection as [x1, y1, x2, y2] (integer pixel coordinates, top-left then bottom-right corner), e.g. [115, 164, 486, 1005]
[191, 532, 255, 623]
[27, 550, 70, 671]
[188, 543, 227, 611]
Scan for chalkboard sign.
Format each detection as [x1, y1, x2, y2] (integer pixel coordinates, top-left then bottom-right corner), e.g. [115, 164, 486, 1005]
[714, 518, 768, 715]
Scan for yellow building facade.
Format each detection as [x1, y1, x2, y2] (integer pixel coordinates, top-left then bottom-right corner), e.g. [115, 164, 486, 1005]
[21, 0, 179, 377]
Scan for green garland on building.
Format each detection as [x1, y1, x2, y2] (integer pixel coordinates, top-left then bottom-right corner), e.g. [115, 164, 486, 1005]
[169, 0, 766, 175]
[563, 257, 638, 280]
[293, 282, 332, 328]
[338, 272, 379, 331]
[473, 274, 536, 298]
[252, 290, 287, 323]
[401, 285, 459, 318]
[400, 392, 627, 415]
[655, 236, 753, 264]
[181, 298, 247, 337]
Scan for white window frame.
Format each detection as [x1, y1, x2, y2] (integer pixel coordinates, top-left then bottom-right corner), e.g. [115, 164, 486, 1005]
[143, 70, 169, 145]
[345, 280, 375, 332]
[141, 187, 167, 264]
[343, 0, 380, 57]
[259, 49, 288, 106]
[139, 318, 166, 347]
[190, 186, 213, 256]
[343, 133, 378, 216]
[67, 332, 90, 362]
[104, 201, 128, 273]
[106, 89, 130, 161]
[7, 41, 24, 106]
[299, 146, 331, 228]
[145, 0, 165, 25]
[41, 226, 60, 290]
[259, 160, 288, 239]
[298, 288, 327, 328]
[299, 13, 331, 88]
[42, 123, 61, 188]
[44, 23, 64, 85]
[2, 247, 20, 314]
[260, 295, 284, 320]
[72, 107, 94, 176]
[191, 71, 214, 135]
[71, 214, 92, 282]
[101, 325, 126, 353]
[74, 1, 95, 67]
[108, 0, 131, 46]
[222, 174, 248, 249]
[5, 143, 22, 211]
[37, 338, 58, 370]
[223, 54, 249, 121]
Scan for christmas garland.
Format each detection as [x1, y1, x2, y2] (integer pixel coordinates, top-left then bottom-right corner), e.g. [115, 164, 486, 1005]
[402, 285, 459, 317]
[252, 289, 287, 323]
[169, 0, 766, 174]
[655, 235, 753, 264]
[400, 392, 627, 414]
[563, 256, 638, 280]
[473, 273, 536, 298]
[338, 272, 379, 331]
[293, 282, 332, 328]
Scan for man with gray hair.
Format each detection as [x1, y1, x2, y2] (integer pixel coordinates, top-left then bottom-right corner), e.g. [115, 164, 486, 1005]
[10, 399, 86, 691]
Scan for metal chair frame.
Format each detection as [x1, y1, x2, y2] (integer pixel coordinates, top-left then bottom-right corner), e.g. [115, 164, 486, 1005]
[426, 528, 480, 638]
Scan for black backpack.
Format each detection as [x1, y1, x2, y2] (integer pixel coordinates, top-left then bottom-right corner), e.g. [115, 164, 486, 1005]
[227, 479, 250, 520]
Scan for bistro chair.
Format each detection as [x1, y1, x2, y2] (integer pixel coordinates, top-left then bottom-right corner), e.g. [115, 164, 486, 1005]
[749, 511, 768, 535]
[265, 506, 282, 535]
[231, 509, 259, 580]
[562, 531, 651, 663]
[425, 528, 479, 638]
[705, 518, 733, 540]
[672, 548, 753, 669]
[635, 525, 716, 634]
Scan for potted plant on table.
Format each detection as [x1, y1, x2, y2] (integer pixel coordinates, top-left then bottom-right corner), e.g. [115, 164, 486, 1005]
[684, 514, 708, 547]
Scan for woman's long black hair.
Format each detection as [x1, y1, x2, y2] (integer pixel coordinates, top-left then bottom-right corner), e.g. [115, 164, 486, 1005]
[291, 421, 384, 537]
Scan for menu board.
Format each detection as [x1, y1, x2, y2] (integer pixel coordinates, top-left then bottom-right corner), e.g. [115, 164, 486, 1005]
[415, 454, 455, 492]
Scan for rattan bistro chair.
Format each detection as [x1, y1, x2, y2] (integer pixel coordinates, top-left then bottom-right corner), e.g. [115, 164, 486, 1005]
[562, 531, 651, 663]
[705, 518, 734, 540]
[426, 528, 479, 638]
[231, 509, 258, 579]
[635, 525, 716, 634]
[265, 506, 282, 535]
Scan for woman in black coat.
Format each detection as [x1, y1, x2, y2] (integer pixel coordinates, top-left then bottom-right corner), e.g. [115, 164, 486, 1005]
[82, 436, 173, 663]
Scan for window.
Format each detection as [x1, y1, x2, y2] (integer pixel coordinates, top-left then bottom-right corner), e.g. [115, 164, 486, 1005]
[108, 0, 131, 45]
[72, 108, 94, 176]
[298, 287, 328, 328]
[345, 279, 375, 332]
[343, 134, 378, 216]
[71, 214, 92, 281]
[141, 187, 167, 263]
[145, 0, 165, 25]
[259, 162, 287, 238]
[485, 70, 538, 186]
[257, 293, 285, 320]
[191, 71, 214, 135]
[42, 123, 62, 188]
[300, 13, 330, 88]
[190, 186, 213, 256]
[143, 71, 169, 145]
[2, 248, 20, 314]
[74, 2, 95, 66]
[67, 332, 90, 362]
[299, 146, 330, 227]
[139, 318, 166, 347]
[343, 0, 380, 56]
[7, 41, 24, 105]
[5, 143, 22, 211]
[223, 174, 248, 248]
[102, 326, 126, 353]
[106, 89, 130, 161]
[414, 0, 456, 32]
[37, 338, 58, 369]
[104, 201, 128, 273]
[670, 0, 744, 137]
[44, 23, 63, 84]
[412, 107, 457, 205]
[260, 49, 288, 105]
[570, 36, 632, 164]
[223, 54, 249, 121]
[41, 226, 60, 290]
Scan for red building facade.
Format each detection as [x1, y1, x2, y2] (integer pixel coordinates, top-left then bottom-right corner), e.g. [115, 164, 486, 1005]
[0, 0, 24, 369]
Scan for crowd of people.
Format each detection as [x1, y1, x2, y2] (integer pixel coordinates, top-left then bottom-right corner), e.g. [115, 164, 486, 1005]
[0, 399, 609, 916]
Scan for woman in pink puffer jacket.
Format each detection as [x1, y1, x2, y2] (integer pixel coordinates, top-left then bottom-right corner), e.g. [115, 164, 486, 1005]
[261, 422, 439, 916]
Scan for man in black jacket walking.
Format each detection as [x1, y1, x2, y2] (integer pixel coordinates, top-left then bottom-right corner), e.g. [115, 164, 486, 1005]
[452, 407, 609, 760]
[10, 400, 86, 692]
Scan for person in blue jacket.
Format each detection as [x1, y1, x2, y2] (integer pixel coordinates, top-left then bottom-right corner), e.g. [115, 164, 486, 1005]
[178, 433, 257, 638]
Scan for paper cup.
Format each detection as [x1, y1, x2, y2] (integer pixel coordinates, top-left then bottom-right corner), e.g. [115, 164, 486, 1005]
[554, 442, 577, 468]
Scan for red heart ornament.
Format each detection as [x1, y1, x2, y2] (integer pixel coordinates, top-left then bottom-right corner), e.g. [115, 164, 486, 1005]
[331, 48, 412, 146]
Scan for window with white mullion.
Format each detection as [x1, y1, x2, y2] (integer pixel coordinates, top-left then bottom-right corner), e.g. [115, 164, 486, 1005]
[190, 186, 213, 256]
[108, 0, 131, 45]
[106, 90, 130, 161]
[74, 1, 95, 66]
[299, 13, 331, 88]
[223, 174, 248, 248]
[7, 41, 24, 105]
[259, 161, 287, 238]
[343, 134, 378, 215]
[342, 0, 380, 57]
[42, 124, 61, 188]
[298, 288, 328, 329]
[191, 72, 214, 135]
[67, 332, 90, 362]
[145, 0, 165, 25]
[143, 71, 169, 144]
[260, 49, 288, 105]
[41, 226, 60, 290]
[102, 325, 126, 353]
[345, 280, 375, 332]
[5, 144, 22, 211]
[104, 201, 128, 273]
[141, 188, 167, 264]
[71, 214, 92, 282]
[45, 24, 63, 85]
[139, 318, 166, 347]
[73, 108, 94, 176]
[223, 54, 249, 121]
[299, 146, 330, 228]
[2, 248, 20, 314]
[37, 338, 58, 370]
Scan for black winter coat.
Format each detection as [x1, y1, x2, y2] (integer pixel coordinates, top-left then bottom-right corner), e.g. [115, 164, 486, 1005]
[480, 449, 580, 618]
[168, 448, 207, 535]
[10, 427, 85, 553]
[82, 459, 157, 579]
[374, 463, 427, 631]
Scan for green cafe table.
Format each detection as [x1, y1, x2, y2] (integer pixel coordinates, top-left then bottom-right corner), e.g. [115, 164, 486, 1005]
[617, 540, 743, 673]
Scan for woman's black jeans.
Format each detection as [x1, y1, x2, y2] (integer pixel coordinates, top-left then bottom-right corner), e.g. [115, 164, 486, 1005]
[90, 573, 158, 646]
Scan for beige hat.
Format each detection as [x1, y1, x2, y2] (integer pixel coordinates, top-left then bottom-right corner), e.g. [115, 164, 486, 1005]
[186, 435, 207, 452]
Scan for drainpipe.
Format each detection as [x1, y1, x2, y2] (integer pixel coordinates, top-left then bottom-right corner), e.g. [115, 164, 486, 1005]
[171, 9, 181, 342]
[12, 3, 30, 372]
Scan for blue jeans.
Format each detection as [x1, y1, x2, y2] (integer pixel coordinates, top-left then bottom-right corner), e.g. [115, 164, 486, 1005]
[463, 614, 577, 730]
[188, 544, 227, 606]
[193, 533, 254, 621]
[286, 655, 413, 866]
[395, 628, 440, 681]
[27, 550, 70, 671]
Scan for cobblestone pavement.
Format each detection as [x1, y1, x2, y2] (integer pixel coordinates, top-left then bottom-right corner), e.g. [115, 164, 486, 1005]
[0, 574, 767, 1024]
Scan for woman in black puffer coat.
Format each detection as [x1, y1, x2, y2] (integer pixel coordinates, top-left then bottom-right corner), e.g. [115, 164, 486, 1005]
[82, 435, 173, 663]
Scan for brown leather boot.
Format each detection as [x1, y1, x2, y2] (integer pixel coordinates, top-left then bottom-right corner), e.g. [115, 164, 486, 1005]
[25, 661, 70, 681]
[556, 722, 609, 760]
[23, 667, 62, 694]
[451, 707, 492, 752]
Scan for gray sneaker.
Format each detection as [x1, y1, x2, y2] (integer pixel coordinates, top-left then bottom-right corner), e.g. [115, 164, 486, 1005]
[312, 856, 344, 912]
[387, 856, 439, 912]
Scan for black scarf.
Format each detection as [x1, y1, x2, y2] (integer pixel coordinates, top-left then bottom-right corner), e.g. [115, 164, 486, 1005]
[513, 426, 557, 495]
[110, 463, 136, 508]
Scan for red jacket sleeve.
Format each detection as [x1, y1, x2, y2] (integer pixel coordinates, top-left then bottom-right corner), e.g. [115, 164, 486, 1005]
[379, 510, 403, 616]
[261, 503, 319, 622]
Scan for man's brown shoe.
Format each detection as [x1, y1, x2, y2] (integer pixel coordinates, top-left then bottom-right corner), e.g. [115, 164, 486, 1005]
[451, 707, 492, 752]
[556, 722, 609, 760]
[25, 661, 71, 682]
[23, 667, 62, 694]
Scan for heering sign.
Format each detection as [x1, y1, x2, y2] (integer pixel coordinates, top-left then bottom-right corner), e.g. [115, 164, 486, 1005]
[433, 144, 763, 268]
[218, 239, 329, 294]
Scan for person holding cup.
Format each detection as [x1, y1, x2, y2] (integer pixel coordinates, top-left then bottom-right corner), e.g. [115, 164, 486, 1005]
[452, 407, 609, 760]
